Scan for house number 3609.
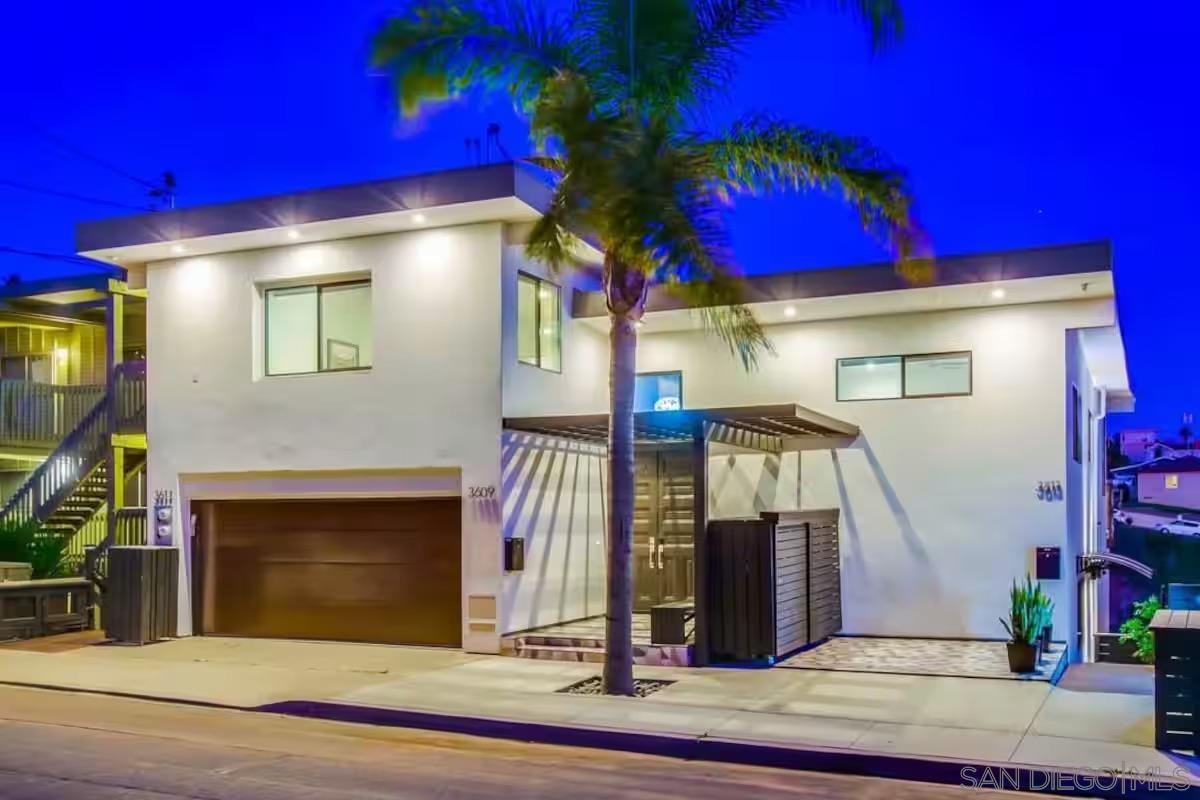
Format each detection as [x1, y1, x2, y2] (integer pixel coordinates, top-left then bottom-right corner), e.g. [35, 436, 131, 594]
[469, 486, 497, 499]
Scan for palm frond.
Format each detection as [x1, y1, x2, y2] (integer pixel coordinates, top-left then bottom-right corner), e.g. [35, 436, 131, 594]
[572, 0, 704, 112]
[687, 0, 902, 101]
[525, 178, 590, 271]
[371, 0, 582, 116]
[703, 112, 921, 259]
[600, 123, 774, 369]
[817, 0, 904, 51]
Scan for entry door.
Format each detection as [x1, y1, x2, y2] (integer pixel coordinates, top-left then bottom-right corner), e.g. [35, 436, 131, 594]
[633, 447, 695, 610]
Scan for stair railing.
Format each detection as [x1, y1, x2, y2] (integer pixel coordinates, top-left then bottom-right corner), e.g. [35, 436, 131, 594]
[0, 398, 110, 530]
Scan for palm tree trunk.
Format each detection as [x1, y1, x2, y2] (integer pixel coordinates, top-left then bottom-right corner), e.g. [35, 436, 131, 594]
[604, 307, 637, 696]
[602, 253, 647, 697]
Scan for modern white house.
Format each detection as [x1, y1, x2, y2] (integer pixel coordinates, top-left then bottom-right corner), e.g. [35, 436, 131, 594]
[41, 162, 1132, 665]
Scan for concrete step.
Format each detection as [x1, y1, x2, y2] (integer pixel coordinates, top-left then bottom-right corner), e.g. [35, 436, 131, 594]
[513, 643, 606, 663]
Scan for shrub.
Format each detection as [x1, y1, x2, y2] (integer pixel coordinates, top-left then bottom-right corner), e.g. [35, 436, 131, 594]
[1118, 595, 1161, 664]
[0, 520, 70, 579]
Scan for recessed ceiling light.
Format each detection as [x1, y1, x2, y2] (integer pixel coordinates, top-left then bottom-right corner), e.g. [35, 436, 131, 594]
[170, 244, 186, 255]
[286, 229, 301, 240]
[783, 305, 797, 318]
[412, 213, 426, 224]
[991, 287, 1006, 300]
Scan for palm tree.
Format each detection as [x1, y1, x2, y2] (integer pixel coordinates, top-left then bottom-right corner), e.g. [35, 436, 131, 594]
[372, 0, 920, 695]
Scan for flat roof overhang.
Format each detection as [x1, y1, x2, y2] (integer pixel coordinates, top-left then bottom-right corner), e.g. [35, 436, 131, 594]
[76, 162, 601, 267]
[572, 240, 1116, 332]
[504, 403, 860, 446]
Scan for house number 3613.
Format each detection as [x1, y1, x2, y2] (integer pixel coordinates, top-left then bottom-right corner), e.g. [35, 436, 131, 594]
[469, 486, 497, 499]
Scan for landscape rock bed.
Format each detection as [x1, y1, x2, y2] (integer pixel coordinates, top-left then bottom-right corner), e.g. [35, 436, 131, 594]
[557, 676, 675, 697]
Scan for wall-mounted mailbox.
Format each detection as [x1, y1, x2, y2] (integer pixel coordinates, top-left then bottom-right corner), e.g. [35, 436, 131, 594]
[1036, 546, 1061, 580]
[503, 537, 525, 572]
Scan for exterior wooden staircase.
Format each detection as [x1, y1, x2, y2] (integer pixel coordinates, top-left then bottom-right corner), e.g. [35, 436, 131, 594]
[0, 361, 147, 578]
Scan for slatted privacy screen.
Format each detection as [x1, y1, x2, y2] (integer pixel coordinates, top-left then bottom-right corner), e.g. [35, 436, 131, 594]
[706, 510, 841, 663]
[1151, 609, 1200, 753]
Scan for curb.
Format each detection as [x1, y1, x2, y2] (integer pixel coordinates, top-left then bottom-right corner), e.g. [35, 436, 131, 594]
[260, 700, 1200, 800]
[4, 678, 1194, 800]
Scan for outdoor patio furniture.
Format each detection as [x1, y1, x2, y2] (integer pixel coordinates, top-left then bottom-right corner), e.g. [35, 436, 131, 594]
[650, 601, 694, 645]
[1149, 608, 1200, 752]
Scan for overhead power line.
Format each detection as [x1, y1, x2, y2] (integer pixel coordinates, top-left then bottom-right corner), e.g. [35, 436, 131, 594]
[0, 178, 153, 212]
[0, 244, 110, 268]
[26, 124, 159, 190]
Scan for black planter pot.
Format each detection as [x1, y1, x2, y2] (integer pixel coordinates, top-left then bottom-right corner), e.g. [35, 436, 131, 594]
[1006, 641, 1038, 673]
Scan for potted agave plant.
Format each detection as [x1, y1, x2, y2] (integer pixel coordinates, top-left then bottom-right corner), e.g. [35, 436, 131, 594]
[1000, 575, 1042, 673]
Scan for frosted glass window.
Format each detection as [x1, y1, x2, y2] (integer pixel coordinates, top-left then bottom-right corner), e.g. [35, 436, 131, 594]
[837, 356, 902, 401]
[320, 283, 373, 370]
[265, 281, 371, 376]
[635, 372, 683, 412]
[265, 286, 318, 376]
[903, 352, 971, 397]
[517, 272, 561, 371]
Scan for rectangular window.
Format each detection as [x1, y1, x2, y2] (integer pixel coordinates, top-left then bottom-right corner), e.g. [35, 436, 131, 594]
[635, 371, 683, 412]
[265, 281, 371, 376]
[903, 352, 972, 397]
[517, 272, 561, 371]
[1166, 474, 1180, 490]
[837, 352, 972, 401]
[836, 356, 903, 401]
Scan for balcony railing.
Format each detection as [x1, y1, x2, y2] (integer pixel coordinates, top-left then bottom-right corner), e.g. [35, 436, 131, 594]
[0, 380, 105, 445]
[114, 360, 146, 435]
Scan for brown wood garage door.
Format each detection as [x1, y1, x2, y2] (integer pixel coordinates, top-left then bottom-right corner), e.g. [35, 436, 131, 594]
[194, 498, 461, 647]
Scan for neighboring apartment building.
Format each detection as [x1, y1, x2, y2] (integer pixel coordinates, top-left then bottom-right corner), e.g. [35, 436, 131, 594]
[0, 273, 147, 567]
[36, 163, 1131, 663]
[1119, 428, 1159, 463]
[1135, 456, 1200, 510]
[1118, 427, 1200, 463]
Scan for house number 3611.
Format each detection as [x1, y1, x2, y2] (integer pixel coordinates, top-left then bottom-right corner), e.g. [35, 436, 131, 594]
[469, 486, 497, 499]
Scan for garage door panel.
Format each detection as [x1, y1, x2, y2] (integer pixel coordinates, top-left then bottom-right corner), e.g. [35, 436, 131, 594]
[200, 498, 462, 647]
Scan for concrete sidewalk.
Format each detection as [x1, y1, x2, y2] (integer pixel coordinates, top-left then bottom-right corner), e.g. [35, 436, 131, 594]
[1, 635, 1196, 794]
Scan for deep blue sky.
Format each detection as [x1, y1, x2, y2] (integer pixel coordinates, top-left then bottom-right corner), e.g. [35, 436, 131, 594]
[0, 1, 1193, 433]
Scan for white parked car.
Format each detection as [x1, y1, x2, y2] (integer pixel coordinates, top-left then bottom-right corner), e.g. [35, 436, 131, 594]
[1157, 516, 1200, 536]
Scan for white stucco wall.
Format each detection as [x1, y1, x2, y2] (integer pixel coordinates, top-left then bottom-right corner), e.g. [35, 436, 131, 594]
[511, 297, 1116, 645]
[499, 432, 607, 632]
[708, 444, 803, 520]
[500, 227, 608, 417]
[146, 223, 506, 651]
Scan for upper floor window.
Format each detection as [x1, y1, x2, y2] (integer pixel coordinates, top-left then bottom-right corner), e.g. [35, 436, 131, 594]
[635, 371, 683, 412]
[265, 280, 372, 376]
[517, 272, 561, 371]
[837, 351, 971, 401]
